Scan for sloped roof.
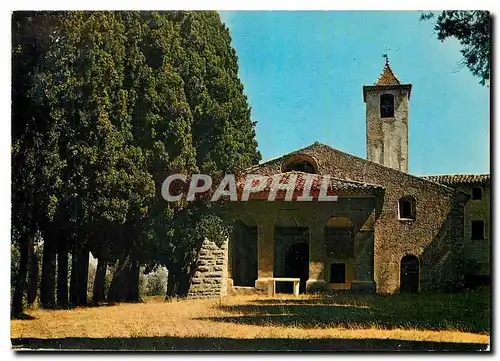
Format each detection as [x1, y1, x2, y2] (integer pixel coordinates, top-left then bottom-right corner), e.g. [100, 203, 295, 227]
[236, 171, 384, 200]
[244, 142, 457, 194]
[420, 174, 490, 186]
[374, 59, 401, 86]
[363, 59, 411, 101]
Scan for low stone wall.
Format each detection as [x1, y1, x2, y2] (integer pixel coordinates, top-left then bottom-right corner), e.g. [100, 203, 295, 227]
[187, 238, 228, 299]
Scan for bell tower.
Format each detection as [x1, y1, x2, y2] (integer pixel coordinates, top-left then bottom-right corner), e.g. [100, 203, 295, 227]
[363, 57, 412, 172]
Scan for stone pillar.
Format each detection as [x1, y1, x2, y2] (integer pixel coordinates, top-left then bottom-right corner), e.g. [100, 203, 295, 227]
[255, 220, 274, 290]
[306, 224, 327, 291]
[188, 238, 229, 299]
[351, 229, 376, 293]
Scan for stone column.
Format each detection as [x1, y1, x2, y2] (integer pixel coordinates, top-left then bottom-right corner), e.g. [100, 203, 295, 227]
[351, 229, 376, 293]
[188, 238, 229, 299]
[255, 220, 275, 290]
[306, 223, 327, 291]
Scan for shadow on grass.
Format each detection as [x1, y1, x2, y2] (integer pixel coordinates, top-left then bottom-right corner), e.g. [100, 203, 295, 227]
[10, 313, 36, 321]
[201, 290, 490, 334]
[11, 336, 488, 351]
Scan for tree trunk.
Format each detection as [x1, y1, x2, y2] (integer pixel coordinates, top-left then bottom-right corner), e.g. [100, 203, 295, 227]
[92, 257, 107, 304]
[165, 270, 176, 299]
[166, 269, 183, 299]
[180, 267, 193, 296]
[70, 249, 78, 306]
[27, 243, 38, 306]
[56, 242, 69, 308]
[108, 255, 141, 303]
[164, 239, 204, 300]
[126, 259, 140, 302]
[40, 230, 57, 308]
[107, 257, 130, 303]
[165, 266, 193, 299]
[12, 233, 32, 316]
[77, 247, 89, 305]
[70, 246, 89, 306]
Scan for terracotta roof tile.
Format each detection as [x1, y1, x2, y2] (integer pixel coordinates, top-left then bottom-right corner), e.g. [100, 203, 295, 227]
[237, 171, 384, 200]
[421, 174, 490, 186]
[374, 60, 401, 86]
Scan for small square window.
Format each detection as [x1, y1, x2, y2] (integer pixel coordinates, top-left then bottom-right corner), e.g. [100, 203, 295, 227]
[472, 188, 482, 200]
[471, 220, 485, 240]
[330, 263, 346, 283]
[398, 197, 416, 220]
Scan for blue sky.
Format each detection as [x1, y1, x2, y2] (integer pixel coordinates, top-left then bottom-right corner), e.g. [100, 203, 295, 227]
[218, 11, 490, 175]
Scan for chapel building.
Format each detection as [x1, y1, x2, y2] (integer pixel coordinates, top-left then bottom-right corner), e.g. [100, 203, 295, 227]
[187, 60, 490, 297]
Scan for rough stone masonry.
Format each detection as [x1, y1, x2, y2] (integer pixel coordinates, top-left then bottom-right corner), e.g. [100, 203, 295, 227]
[187, 239, 228, 299]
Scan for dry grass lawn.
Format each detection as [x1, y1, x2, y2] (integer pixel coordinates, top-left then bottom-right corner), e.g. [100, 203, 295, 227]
[11, 289, 490, 351]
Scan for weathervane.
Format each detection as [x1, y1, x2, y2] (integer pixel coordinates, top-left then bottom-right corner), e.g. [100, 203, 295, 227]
[382, 46, 391, 66]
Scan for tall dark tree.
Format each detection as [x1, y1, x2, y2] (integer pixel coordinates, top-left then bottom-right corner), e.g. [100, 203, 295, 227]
[12, 11, 261, 308]
[105, 11, 199, 302]
[12, 12, 66, 314]
[421, 11, 491, 85]
[157, 12, 261, 296]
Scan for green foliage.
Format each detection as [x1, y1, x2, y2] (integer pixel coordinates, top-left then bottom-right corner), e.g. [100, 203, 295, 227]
[175, 12, 261, 174]
[12, 12, 66, 240]
[12, 11, 261, 303]
[421, 11, 490, 85]
[87, 262, 96, 301]
[141, 267, 168, 297]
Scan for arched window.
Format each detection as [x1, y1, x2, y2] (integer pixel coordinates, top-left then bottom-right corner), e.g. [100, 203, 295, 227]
[398, 196, 416, 220]
[281, 154, 319, 174]
[380, 94, 394, 118]
[283, 160, 316, 173]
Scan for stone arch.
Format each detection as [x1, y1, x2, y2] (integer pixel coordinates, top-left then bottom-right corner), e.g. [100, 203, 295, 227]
[325, 215, 353, 228]
[281, 153, 319, 174]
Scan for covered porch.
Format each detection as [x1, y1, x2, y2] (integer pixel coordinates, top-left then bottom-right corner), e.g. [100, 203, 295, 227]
[224, 175, 384, 294]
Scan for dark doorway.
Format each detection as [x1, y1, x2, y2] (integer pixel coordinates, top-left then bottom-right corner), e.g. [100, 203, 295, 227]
[400, 255, 419, 293]
[274, 227, 309, 294]
[231, 221, 258, 287]
[283, 243, 309, 293]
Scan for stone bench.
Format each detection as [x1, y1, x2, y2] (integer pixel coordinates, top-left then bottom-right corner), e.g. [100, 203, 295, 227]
[267, 277, 301, 297]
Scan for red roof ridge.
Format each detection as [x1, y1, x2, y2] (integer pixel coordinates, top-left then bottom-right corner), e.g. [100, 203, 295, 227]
[420, 174, 490, 185]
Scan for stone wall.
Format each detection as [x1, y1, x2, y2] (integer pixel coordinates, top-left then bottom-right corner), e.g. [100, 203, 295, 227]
[247, 142, 464, 294]
[187, 238, 228, 299]
[364, 86, 410, 173]
[456, 184, 490, 276]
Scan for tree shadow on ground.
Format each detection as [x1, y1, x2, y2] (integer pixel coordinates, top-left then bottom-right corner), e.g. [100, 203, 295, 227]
[10, 313, 36, 321]
[201, 291, 490, 334]
[11, 336, 488, 351]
